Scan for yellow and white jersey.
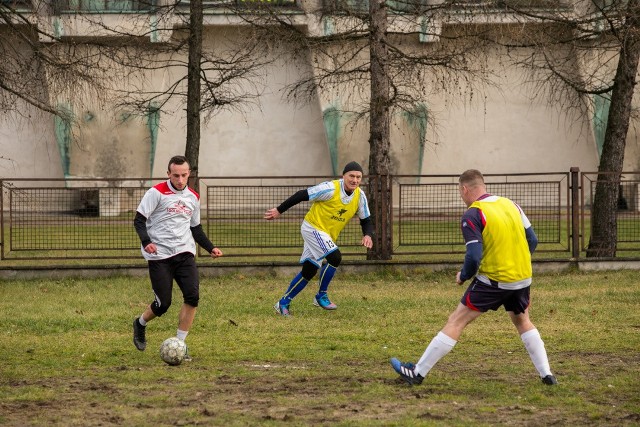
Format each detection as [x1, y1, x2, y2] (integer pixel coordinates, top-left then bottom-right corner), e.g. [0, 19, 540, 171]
[303, 179, 370, 241]
[468, 195, 532, 285]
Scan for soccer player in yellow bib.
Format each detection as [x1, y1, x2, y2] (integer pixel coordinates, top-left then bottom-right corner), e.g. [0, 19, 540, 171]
[264, 161, 374, 316]
[391, 169, 557, 386]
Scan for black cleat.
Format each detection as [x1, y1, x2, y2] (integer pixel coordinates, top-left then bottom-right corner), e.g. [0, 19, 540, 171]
[391, 358, 424, 385]
[182, 345, 192, 362]
[541, 375, 558, 385]
[133, 317, 147, 351]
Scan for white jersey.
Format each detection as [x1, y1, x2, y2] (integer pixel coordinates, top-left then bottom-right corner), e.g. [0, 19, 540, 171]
[306, 179, 371, 220]
[136, 180, 201, 261]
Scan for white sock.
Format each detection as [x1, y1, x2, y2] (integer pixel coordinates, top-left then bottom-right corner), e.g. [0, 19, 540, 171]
[138, 316, 147, 326]
[176, 329, 188, 341]
[521, 329, 552, 377]
[415, 331, 457, 377]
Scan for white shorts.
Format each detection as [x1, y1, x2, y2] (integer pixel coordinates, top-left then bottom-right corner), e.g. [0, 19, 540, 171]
[300, 221, 338, 267]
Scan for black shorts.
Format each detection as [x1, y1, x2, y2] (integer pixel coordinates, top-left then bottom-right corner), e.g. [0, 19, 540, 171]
[461, 277, 530, 314]
[148, 252, 200, 316]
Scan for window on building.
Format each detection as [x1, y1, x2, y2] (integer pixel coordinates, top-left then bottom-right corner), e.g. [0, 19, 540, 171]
[0, 0, 31, 10]
[594, 0, 628, 8]
[452, 0, 568, 7]
[57, 0, 155, 13]
[322, 0, 367, 13]
[176, 0, 299, 10]
[321, 0, 566, 14]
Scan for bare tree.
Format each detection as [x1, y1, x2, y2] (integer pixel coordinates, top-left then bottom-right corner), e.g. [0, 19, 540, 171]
[0, 1, 120, 119]
[233, 0, 496, 259]
[368, 0, 393, 259]
[588, 0, 640, 257]
[186, 0, 204, 183]
[81, 1, 271, 182]
[494, 0, 640, 257]
[1, 0, 269, 181]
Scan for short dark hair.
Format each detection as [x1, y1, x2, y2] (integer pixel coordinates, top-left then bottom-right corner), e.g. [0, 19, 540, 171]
[168, 155, 189, 171]
[459, 169, 484, 187]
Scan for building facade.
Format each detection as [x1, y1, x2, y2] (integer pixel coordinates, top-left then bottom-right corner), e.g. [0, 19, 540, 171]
[0, 0, 636, 180]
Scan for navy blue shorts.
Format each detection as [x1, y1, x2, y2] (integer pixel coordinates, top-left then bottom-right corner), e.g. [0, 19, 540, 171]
[461, 277, 530, 314]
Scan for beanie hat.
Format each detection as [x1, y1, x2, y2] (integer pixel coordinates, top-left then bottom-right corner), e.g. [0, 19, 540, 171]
[342, 161, 363, 175]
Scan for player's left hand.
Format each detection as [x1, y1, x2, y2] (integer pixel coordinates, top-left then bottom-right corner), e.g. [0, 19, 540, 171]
[211, 248, 223, 258]
[456, 271, 464, 285]
[362, 235, 373, 249]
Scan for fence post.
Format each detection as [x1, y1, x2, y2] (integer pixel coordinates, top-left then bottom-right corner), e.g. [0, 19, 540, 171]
[570, 167, 580, 259]
[0, 180, 3, 260]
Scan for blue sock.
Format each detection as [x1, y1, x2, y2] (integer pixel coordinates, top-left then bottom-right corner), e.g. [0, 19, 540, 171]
[317, 263, 337, 296]
[280, 272, 309, 306]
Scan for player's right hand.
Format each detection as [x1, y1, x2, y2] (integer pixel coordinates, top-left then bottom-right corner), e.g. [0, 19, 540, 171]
[264, 208, 280, 220]
[144, 243, 158, 255]
[211, 248, 223, 258]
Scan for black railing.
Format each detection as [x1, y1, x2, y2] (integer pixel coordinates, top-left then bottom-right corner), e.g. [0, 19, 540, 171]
[2, 169, 640, 262]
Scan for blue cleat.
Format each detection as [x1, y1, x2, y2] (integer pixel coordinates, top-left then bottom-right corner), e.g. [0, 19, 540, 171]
[391, 357, 424, 385]
[313, 294, 338, 310]
[274, 301, 291, 317]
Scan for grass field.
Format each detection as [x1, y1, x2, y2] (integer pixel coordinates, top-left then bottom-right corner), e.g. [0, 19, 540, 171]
[1, 269, 639, 426]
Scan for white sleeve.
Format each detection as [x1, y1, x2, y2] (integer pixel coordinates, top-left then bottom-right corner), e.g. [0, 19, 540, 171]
[137, 188, 160, 218]
[514, 202, 532, 228]
[191, 199, 201, 227]
[307, 181, 335, 202]
[357, 191, 371, 219]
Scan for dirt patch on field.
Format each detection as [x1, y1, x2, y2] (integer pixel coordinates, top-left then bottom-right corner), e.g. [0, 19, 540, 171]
[1, 352, 638, 426]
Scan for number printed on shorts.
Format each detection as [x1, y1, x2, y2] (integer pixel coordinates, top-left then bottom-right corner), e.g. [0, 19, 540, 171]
[325, 239, 335, 249]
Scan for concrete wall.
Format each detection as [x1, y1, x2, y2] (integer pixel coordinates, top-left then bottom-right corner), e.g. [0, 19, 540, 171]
[423, 53, 601, 175]
[1, 17, 638, 180]
[0, 109, 63, 178]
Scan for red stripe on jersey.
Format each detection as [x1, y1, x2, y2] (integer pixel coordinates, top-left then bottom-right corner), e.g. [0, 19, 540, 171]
[152, 181, 199, 199]
[188, 187, 200, 200]
[479, 209, 487, 227]
[513, 201, 523, 214]
[153, 182, 173, 195]
[466, 219, 476, 231]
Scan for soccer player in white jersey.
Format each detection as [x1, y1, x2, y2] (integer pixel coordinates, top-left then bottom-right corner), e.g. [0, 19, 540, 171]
[264, 161, 374, 316]
[391, 169, 557, 386]
[132, 155, 223, 358]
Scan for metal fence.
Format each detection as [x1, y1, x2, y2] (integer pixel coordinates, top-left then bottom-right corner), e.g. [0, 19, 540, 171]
[581, 171, 640, 252]
[394, 173, 570, 256]
[2, 169, 640, 262]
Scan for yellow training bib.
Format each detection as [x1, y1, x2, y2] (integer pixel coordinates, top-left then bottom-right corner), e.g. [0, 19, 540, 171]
[305, 180, 360, 241]
[470, 197, 532, 283]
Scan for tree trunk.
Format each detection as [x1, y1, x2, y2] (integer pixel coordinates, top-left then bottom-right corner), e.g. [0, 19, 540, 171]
[587, 0, 640, 257]
[185, 0, 203, 191]
[367, 0, 392, 260]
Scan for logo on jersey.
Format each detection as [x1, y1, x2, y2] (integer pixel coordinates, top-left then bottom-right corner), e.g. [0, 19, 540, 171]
[167, 200, 192, 216]
[330, 208, 348, 222]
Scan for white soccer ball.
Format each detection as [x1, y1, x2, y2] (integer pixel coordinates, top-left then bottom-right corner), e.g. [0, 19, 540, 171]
[159, 337, 187, 366]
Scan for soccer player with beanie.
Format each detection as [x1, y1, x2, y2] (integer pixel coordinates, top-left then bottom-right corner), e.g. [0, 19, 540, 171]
[132, 155, 223, 359]
[264, 161, 374, 316]
[391, 169, 557, 386]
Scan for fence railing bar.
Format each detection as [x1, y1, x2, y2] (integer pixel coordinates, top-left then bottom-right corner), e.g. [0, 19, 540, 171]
[2, 170, 640, 262]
